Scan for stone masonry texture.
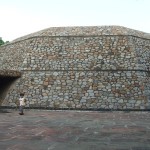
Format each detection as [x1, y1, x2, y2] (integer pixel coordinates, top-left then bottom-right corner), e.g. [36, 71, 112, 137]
[0, 26, 150, 110]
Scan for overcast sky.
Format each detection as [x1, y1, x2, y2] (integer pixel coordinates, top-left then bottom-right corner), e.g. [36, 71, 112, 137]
[0, 0, 150, 41]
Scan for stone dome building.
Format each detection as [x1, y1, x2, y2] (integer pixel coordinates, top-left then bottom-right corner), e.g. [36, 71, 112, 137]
[0, 26, 150, 110]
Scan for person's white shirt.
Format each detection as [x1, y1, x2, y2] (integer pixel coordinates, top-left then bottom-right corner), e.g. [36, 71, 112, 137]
[19, 97, 25, 106]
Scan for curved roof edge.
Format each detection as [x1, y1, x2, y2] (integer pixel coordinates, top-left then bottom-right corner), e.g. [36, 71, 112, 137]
[10, 25, 150, 43]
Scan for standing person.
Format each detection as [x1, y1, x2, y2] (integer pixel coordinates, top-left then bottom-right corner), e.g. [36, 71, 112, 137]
[19, 93, 26, 115]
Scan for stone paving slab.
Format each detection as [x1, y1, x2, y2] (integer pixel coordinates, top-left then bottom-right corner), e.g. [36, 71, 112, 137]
[0, 109, 150, 150]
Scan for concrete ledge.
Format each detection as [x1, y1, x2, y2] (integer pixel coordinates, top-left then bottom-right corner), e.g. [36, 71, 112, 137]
[0, 70, 21, 77]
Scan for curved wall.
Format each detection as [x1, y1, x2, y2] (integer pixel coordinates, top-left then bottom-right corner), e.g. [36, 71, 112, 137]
[0, 26, 150, 109]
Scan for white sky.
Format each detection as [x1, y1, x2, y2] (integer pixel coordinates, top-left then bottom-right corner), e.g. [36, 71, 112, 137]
[0, 0, 150, 41]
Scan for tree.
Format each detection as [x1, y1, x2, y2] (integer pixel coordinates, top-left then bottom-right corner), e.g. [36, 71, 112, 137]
[0, 37, 5, 46]
[0, 38, 9, 46]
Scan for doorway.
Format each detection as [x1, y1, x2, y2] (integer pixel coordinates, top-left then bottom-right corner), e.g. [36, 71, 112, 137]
[0, 76, 18, 105]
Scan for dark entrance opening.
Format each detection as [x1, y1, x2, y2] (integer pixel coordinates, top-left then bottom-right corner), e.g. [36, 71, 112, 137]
[0, 76, 18, 105]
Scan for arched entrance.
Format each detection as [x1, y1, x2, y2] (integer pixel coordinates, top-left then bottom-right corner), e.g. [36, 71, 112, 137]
[0, 70, 21, 105]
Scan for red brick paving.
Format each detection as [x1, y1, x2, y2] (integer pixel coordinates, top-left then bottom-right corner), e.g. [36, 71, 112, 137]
[0, 110, 150, 150]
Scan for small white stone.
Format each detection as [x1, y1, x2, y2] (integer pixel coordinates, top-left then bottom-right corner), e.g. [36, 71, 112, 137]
[98, 55, 103, 59]
[53, 72, 58, 76]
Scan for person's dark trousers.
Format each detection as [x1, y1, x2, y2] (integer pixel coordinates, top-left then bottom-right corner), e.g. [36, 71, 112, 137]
[19, 106, 24, 115]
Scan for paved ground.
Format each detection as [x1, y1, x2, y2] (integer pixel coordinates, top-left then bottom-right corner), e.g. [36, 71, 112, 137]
[0, 109, 150, 150]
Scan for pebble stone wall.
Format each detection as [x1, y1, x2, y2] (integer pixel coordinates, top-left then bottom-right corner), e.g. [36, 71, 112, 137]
[0, 26, 150, 110]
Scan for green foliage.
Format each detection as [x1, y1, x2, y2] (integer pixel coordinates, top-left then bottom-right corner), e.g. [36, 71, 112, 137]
[0, 38, 9, 46]
[0, 38, 5, 46]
